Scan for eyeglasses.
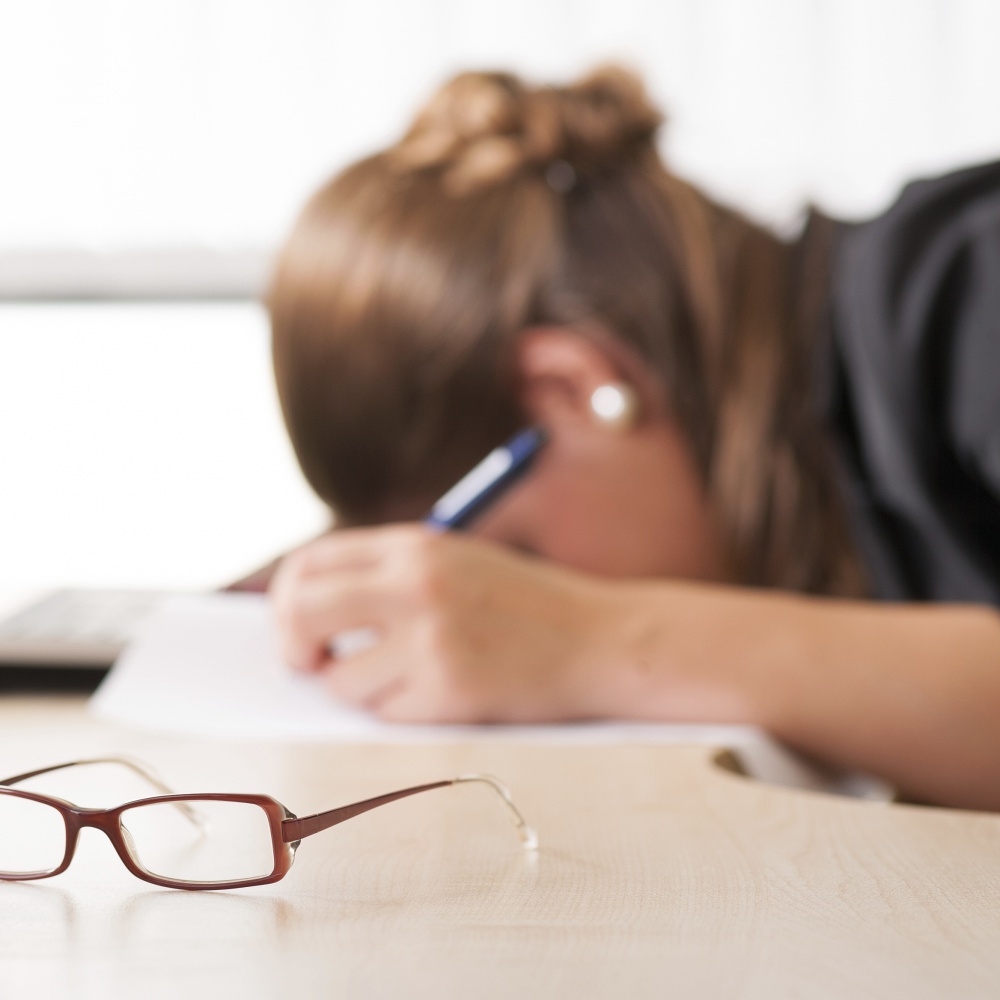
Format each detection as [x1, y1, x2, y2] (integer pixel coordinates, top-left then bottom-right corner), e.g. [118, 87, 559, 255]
[0, 757, 537, 891]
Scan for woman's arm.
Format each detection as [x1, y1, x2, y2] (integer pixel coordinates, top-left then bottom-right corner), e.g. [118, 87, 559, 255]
[606, 582, 1000, 811]
[271, 525, 1000, 811]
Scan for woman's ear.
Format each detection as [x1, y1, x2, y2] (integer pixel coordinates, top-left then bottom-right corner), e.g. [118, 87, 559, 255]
[513, 327, 655, 433]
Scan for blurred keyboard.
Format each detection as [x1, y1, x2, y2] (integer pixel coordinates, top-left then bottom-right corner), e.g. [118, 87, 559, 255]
[0, 589, 169, 669]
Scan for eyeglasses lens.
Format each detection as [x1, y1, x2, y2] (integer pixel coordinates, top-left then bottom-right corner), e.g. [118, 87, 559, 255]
[0, 793, 68, 876]
[118, 799, 276, 885]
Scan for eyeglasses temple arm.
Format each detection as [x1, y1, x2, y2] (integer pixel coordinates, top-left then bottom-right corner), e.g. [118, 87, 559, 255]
[281, 774, 537, 850]
[0, 756, 204, 829]
[0, 756, 172, 789]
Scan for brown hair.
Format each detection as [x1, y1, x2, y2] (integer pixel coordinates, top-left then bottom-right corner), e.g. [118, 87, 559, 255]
[269, 66, 864, 596]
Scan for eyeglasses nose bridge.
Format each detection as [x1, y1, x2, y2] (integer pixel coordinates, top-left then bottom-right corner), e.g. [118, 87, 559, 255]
[66, 806, 136, 865]
[72, 805, 119, 833]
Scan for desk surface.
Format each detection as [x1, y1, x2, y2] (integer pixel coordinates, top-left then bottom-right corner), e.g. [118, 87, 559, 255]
[1, 695, 999, 1000]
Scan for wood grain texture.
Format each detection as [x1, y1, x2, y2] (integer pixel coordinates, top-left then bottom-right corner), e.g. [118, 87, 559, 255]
[1, 695, 998, 999]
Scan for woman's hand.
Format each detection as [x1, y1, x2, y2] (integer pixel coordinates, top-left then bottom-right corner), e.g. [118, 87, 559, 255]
[269, 525, 630, 723]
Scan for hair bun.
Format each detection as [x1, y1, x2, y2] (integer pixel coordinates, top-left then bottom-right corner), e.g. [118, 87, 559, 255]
[392, 64, 663, 194]
[555, 65, 662, 165]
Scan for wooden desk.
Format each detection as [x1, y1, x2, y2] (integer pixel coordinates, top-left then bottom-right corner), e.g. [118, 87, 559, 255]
[1, 695, 999, 999]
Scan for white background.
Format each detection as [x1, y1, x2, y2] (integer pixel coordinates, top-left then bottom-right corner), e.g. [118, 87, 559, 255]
[0, 303, 326, 592]
[1, 0, 999, 591]
[3, 0, 1000, 248]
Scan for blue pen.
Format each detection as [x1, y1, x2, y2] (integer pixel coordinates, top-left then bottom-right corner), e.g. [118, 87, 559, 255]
[425, 427, 547, 531]
[329, 427, 547, 659]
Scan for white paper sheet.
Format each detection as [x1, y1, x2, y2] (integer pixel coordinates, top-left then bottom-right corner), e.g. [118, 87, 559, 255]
[90, 593, 892, 799]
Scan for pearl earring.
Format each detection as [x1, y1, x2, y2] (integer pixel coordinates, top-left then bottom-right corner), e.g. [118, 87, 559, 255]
[589, 382, 638, 429]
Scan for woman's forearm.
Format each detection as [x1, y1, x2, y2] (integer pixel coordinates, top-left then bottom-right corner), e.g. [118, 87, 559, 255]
[601, 582, 1000, 811]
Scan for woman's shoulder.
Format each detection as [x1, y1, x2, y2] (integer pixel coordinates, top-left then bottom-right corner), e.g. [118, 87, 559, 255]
[837, 159, 1000, 292]
[826, 159, 1000, 604]
[876, 158, 1000, 220]
[832, 159, 1000, 455]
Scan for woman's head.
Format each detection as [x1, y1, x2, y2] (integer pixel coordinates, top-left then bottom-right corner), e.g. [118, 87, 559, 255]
[270, 65, 863, 595]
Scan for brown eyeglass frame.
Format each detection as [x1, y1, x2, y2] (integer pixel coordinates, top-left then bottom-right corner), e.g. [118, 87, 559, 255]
[0, 757, 537, 891]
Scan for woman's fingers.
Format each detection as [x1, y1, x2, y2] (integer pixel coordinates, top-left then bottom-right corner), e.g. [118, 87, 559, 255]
[322, 618, 471, 722]
[271, 573, 395, 672]
[279, 524, 430, 579]
[321, 633, 402, 710]
[270, 524, 443, 672]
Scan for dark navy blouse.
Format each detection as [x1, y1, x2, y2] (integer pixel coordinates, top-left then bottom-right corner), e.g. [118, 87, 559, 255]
[826, 161, 1000, 604]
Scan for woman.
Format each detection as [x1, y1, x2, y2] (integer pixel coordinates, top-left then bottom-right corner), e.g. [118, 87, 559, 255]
[267, 66, 1000, 810]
